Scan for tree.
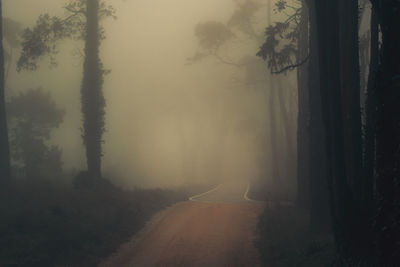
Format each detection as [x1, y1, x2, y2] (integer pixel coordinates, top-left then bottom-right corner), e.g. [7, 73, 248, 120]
[2, 17, 22, 84]
[18, 0, 116, 179]
[190, 0, 299, 193]
[339, 0, 363, 201]
[369, 0, 400, 265]
[7, 89, 65, 179]
[0, 0, 11, 181]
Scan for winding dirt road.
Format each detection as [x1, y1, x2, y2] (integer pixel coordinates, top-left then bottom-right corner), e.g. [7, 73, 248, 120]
[101, 182, 264, 267]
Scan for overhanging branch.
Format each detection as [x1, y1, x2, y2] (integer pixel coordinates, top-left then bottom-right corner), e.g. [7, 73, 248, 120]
[271, 54, 309, 74]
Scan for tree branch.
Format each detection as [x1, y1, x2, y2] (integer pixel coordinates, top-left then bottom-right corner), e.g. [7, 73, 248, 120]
[211, 51, 243, 67]
[271, 54, 309, 74]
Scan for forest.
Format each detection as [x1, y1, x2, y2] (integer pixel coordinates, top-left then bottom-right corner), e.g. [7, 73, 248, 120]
[0, 0, 399, 266]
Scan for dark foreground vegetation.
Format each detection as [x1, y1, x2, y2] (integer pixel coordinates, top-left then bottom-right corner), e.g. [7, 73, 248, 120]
[0, 176, 189, 267]
[257, 206, 335, 267]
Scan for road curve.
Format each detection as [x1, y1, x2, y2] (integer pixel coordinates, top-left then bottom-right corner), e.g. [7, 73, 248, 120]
[100, 182, 264, 267]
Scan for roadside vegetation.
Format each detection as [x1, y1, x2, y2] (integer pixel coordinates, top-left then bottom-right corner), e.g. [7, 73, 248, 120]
[256, 206, 335, 267]
[0, 177, 192, 267]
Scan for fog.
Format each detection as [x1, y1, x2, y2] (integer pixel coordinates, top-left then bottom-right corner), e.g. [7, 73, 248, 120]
[4, 0, 297, 188]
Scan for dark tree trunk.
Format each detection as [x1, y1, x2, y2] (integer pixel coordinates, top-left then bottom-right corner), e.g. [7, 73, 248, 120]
[268, 78, 281, 186]
[296, 1, 310, 208]
[313, 0, 360, 259]
[82, 0, 104, 179]
[266, 0, 280, 188]
[0, 0, 10, 181]
[372, 1, 400, 265]
[306, 1, 330, 232]
[339, 0, 363, 199]
[363, 6, 378, 211]
[275, 78, 296, 189]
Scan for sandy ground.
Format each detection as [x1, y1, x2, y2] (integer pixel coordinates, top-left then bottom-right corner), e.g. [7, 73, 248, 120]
[100, 183, 264, 267]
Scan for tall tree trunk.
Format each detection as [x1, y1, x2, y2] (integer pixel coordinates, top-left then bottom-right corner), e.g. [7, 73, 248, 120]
[372, 1, 400, 265]
[314, 0, 359, 259]
[306, 0, 330, 232]
[296, 1, 310, 208]
[339, 0, 363, 199]
[276, 77, 296, 187]
[266, 0, 280, 188]
[363, 6, 378, 211]
[0, 0, 10, 181]
[268, 77, 281, 187]
[82, 0, 104, 179]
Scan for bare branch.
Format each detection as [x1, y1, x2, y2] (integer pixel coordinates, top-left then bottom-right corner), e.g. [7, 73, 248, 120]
[211, 51, 243, 67]
[271, 54, 309, 74]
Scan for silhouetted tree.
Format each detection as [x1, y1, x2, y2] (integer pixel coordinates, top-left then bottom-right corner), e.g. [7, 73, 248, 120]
[302, 0, 331, 232]
[370, 0, 400, 265]
[363, 5, 378, 210]
[18, 0, 116, 179]
[339, 0, 363, 202]
[7, 89, 64, 179]
[0, 0, 11, 181]
[258, 0, 331, 231]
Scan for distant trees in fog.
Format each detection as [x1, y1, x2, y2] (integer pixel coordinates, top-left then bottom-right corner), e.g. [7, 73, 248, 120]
[17, 0, 116, 180]
[7, 89, 64, 179]
[0, 0, 11, 181]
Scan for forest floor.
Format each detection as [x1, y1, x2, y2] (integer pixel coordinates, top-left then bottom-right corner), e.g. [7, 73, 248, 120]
[100, 182, 264, 267]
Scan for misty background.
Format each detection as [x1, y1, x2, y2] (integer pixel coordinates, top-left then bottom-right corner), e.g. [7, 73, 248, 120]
[4, 0, 296, 188]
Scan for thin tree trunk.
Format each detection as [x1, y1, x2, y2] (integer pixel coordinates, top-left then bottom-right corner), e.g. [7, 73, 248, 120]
[296, 1, 310, 208]
[363, 6, 378, 210]
[266, 0, 280, 189]
[268, 77, 280, 187]
[276, 77, 296, 188]
[82, 0, 104, 179]
[0, 0, 10, 181]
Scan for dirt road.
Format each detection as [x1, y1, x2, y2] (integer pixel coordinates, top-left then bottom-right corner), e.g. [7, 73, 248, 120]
[101, 182, 264, 267]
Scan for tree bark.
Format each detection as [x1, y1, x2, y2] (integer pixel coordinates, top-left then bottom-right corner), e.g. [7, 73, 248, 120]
[82, 0, 104, 179]
[0, 0, 11, 181]
[339, 0, 363, 200]
[363, 6, 378, 211]
[306, 0, 330, 232]
[268, 77, 281, 187]
[372, 1, 400, 265]
[314, 0, 358, 259]
[296, 1, 310, 208]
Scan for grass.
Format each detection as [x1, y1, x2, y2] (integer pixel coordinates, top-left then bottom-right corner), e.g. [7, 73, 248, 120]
[0, 176, 195, 267]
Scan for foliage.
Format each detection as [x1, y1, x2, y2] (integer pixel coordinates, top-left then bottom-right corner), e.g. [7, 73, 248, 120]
[257, 0, 302, 73]
[228, 0, 262, 39]
[7, 89, 65, 179]
[194, 21, 234, 52]
[17, 0, 116, 71]
[188, 0, 264, 67]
